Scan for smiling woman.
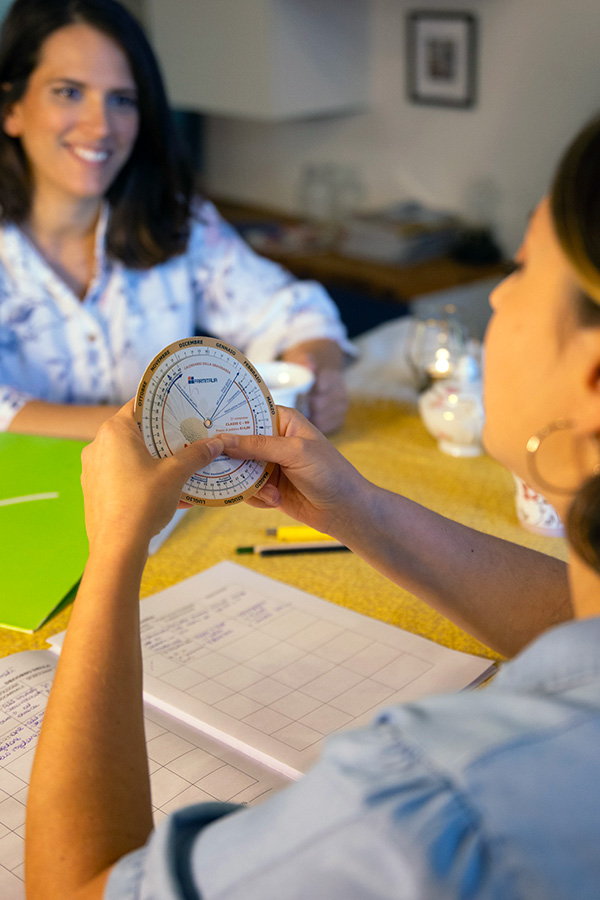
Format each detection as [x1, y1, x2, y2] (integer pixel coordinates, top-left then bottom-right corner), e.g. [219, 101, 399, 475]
[0, 0, 183, 266]
[3, 24, 140, 251]
[0, 0, 351, 441]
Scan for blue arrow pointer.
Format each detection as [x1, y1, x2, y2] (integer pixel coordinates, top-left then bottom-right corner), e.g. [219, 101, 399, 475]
[172, 379, 209, 423]
[209, 373, 239, 422]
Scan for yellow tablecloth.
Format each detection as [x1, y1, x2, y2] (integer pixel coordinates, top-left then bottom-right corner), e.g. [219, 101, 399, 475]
[0, 400, 568, 662]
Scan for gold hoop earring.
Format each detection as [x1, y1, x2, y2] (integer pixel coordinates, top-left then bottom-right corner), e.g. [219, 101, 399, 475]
[526, 418, 600, 496]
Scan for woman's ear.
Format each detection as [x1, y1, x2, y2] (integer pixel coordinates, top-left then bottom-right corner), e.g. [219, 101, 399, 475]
[2, 102, 22, 137]
[571, 332, 600, 437]
[1, 85, 24, 138]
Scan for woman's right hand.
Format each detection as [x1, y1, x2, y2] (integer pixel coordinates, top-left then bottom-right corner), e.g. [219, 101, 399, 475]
[219, 407, 371, 540]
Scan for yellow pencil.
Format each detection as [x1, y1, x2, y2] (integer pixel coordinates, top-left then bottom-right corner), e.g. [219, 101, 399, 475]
[265, 525, 334, 542]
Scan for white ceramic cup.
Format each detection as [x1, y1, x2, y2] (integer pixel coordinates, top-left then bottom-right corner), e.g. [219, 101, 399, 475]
[512, 474, 565, 537]
[257, 361, 315, 413]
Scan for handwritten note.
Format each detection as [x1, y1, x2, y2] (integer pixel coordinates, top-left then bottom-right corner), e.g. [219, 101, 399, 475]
[0, 648, 287, 900]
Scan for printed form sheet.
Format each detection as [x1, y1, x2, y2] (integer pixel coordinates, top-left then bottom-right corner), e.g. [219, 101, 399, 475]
[137, 562, 494, 775]
[0, 651, 287, 900]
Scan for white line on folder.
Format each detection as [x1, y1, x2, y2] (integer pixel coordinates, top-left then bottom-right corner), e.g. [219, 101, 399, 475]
[0, 492, 59, 507]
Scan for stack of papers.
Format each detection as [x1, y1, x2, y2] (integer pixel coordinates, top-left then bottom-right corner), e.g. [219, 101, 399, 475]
[339, 201, 461, 264]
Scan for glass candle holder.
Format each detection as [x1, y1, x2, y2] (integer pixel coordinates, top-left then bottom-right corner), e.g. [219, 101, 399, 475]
[406, 312, 467, 393]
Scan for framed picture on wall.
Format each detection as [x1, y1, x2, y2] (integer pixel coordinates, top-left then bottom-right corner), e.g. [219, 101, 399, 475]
[406, 11, 477, 108]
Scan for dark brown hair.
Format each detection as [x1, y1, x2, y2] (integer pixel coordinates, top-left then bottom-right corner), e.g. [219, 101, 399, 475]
[551, 114, 600, 307]
[0, 0, 195, 267]
[551, 114, 600, 570]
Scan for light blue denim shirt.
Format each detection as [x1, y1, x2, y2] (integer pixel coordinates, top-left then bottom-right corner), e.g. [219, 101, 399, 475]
[105, 616, 600, 900]
[0, 200, 351, 430]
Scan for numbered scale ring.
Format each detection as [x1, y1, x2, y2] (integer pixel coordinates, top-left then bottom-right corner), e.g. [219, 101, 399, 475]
[135, 337, 277, 506]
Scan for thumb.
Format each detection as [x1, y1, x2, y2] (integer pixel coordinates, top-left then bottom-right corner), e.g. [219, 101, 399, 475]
[168, 437, 224, 482]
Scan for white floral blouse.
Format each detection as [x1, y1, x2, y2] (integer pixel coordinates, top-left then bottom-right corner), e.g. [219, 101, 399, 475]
[0, 200, 350, 430]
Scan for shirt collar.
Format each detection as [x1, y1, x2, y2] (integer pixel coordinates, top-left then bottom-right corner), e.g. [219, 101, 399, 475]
[493, 616, 600, 693]
[93, 202, 110, 273]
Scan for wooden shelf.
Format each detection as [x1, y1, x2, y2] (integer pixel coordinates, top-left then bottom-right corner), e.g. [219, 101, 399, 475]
[214, 198, 508, 303]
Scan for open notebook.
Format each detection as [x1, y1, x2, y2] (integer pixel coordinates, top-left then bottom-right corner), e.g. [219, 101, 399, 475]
[0, 561, 495, 899]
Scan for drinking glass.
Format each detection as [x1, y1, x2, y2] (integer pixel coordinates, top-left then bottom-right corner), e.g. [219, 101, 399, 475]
[406, 312, 467, 392]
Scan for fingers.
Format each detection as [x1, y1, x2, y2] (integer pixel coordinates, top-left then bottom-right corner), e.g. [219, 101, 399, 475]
[168, 437, 224, 483]
[217, 409, 331, 489]
[220, 430, 308, 471]
[118, 398, 138, 419]
[114, 397, 224, 470]
[244, 483, 282, 509]
[86, 399, 224, 491]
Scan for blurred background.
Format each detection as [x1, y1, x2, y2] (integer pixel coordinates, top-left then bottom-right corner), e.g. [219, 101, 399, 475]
[4, 0, 598, 337]
[99, 0, 600, 255]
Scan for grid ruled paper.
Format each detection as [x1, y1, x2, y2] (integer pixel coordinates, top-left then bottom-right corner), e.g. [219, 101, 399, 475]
[132, 562, 494, 775]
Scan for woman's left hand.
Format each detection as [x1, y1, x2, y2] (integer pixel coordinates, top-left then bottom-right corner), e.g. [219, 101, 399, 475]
[81, 401, 224, 551]
[282, 339, 349, 433]
[306, 366, 349, 433]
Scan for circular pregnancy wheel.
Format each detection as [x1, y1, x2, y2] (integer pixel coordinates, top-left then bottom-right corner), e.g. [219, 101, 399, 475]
[135, 336, 277, 506]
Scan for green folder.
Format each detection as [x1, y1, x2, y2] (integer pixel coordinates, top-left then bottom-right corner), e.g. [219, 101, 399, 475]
[0, 433, 88, 632]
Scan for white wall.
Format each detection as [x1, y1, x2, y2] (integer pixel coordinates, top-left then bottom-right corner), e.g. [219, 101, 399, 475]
[199, 0, 600, 255]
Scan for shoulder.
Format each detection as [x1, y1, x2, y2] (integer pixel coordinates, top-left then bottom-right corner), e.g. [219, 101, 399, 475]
[373, 676, 600, 896]
[0, 217, 21, 252]
[175, 715, 494, 899]
[189, 197, 227, 230]
[106, 688, 600, 900]
[184, 197, 247, 263]
[0, 220, 35, 291]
